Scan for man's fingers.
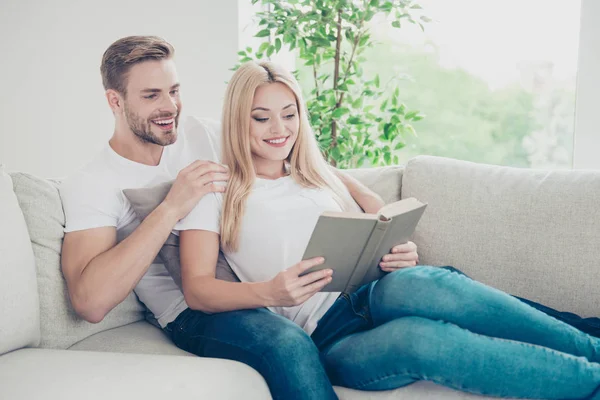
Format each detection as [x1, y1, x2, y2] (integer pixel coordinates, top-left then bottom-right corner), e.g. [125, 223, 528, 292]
[180, 159, 214, 174]
[188, 163, 229, 180]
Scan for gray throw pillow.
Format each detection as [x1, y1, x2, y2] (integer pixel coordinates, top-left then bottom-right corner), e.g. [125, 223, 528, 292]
[122, 182, 240, 290]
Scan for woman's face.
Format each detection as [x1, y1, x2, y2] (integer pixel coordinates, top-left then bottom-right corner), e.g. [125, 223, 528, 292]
[249, 82, 300, 168]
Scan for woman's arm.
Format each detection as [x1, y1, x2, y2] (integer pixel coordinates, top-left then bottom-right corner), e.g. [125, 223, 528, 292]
[334, 169, 385, 214]
[180, 230, 333, 313]
[180, 230, 272, 313]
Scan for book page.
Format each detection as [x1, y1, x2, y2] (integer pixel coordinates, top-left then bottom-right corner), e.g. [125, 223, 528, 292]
[360, 202, 427, 287]
[378, 197, 426, 220]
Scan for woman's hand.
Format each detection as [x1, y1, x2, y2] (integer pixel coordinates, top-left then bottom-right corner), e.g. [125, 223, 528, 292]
[379, 241, 419, 272]
[266, 257, 333, 307]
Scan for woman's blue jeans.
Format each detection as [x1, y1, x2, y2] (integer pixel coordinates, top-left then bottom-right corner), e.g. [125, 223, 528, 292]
[310, 266, 600, 399]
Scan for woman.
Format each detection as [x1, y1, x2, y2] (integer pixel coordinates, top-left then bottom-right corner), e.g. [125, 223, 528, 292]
[174, 61, 600, 399]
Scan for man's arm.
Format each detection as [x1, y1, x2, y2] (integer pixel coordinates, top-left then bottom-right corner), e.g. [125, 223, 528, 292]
[61, 202, 179, 323]
[61, 160, 228, 323]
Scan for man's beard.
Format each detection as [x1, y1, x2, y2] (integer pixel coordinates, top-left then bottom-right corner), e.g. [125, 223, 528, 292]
[124, 103, 179, 146]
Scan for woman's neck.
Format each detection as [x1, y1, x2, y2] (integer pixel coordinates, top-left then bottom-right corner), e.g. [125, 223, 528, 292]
[254, 159, 288, 180]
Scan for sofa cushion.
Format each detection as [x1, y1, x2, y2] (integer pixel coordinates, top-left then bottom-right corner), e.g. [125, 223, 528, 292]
[0, 166, 40, 355]
[0, 348, 271, 400]
[69, 321, 192, 356]
[401, 155, 600, 318]
[10, 172, 145, 349]
[345, 165, 404, 204]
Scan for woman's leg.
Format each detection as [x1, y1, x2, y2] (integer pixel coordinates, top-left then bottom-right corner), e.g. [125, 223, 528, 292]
[369, 266, 600, 362]
[322, 316, 600, 399]
[168, 307, 338, 400]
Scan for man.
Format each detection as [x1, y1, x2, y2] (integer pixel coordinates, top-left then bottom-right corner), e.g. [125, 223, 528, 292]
[60, 36, 339, 400]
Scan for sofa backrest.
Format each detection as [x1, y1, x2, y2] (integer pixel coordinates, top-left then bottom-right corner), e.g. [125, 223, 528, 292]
[9, 172, 145, 349]
[402, 155, 599, 317]
[0, 166, 40, 354]
[346, 165, 404, 204]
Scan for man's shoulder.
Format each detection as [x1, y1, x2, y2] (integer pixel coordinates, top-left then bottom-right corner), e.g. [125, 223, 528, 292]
[60, 149, 120, 198]
[175, 115, 222, 163]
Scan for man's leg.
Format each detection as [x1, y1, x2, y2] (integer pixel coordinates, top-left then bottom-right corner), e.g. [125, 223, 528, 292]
[442, 265, 600, 337]
[166, 307, 338, 400]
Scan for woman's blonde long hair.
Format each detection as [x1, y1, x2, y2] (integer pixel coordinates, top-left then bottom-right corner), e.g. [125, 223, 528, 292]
[220, 61, 360, 252]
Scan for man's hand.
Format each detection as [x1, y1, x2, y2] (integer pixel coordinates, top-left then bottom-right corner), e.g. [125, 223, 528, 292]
[266, 257, 333, 307]
[379, 241, 419, 272]
[163, 160, 229, 220]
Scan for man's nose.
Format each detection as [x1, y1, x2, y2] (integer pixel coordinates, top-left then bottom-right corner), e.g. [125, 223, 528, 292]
[160, 95, 178, 115]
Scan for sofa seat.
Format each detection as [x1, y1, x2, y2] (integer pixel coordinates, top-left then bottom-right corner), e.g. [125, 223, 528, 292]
[66, 321, 503, 400]
[0, 347, 271, 400]
[68, 320, 193, 356]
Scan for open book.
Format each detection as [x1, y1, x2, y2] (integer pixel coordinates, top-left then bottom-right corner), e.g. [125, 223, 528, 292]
[300, 197, 427, 293]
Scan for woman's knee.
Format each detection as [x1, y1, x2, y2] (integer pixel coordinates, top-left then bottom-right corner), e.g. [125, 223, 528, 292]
[374, 266, 452, 301]
[371, 266, 460, 322]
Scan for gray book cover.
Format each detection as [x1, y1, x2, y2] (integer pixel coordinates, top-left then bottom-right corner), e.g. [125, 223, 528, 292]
[301, 198, 427, 293]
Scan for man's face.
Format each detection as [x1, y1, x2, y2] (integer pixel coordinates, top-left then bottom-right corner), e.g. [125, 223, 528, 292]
[121, 59, 182, 146]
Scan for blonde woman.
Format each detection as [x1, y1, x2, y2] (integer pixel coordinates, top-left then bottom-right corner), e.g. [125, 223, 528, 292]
[173, 61, 600, 399]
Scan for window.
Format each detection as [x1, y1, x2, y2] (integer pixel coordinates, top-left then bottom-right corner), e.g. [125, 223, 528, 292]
[361, 0, 581, 169]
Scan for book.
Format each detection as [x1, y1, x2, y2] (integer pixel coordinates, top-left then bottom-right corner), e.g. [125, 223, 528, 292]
[300, 197, 427, 293]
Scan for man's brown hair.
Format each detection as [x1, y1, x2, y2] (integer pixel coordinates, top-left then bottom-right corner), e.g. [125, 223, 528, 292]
[101, 35, 174, 96]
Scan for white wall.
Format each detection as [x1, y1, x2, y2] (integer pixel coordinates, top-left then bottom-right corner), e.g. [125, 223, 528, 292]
[0, 0, 239, 178]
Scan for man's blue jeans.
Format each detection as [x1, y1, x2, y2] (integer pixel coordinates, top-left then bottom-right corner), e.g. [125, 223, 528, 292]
[165, 307, 338, 400]
[310, 266, 600, 399]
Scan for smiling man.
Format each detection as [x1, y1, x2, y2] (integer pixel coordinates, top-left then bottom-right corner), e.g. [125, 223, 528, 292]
[59, 36, 338, 400]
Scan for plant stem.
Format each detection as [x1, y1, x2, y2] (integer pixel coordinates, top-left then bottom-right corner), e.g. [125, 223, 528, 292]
[338, 0, 369, 107]
[330, 8, 343, 166]
[312, 63, 320, 99]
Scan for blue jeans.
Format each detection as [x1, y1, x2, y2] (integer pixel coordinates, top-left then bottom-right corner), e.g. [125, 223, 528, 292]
[311, 266, 600, 399]
[165, 307, 338, 400]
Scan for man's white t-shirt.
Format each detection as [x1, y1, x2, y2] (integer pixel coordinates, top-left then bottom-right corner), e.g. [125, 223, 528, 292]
[175, 175, 342, 335]
[60, 116, 221, 328]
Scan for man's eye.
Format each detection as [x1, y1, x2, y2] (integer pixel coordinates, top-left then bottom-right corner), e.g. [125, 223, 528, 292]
[253, 117, 268, 122]
[144, 94, 157, 100]
[170, 89, 180, 96]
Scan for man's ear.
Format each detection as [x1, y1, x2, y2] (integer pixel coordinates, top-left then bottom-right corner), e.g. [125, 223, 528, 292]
[106, 89, 123, 113]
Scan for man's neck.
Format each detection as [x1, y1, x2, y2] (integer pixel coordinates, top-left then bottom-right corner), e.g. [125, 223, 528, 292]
[109, 132, 164, 167]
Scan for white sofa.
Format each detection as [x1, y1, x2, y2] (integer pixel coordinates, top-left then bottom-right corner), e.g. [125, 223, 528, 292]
[2, 154, 598, 400]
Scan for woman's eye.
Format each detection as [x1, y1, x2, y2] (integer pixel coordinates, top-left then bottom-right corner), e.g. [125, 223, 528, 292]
[284, 114, 296, 119]
[253, 117, 268, 123]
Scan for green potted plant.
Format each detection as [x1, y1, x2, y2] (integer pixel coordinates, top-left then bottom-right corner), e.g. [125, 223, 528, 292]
[237, 0, 428, 168]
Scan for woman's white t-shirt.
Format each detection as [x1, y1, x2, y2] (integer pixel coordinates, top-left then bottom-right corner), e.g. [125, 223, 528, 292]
[175, 176, 342, 335]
